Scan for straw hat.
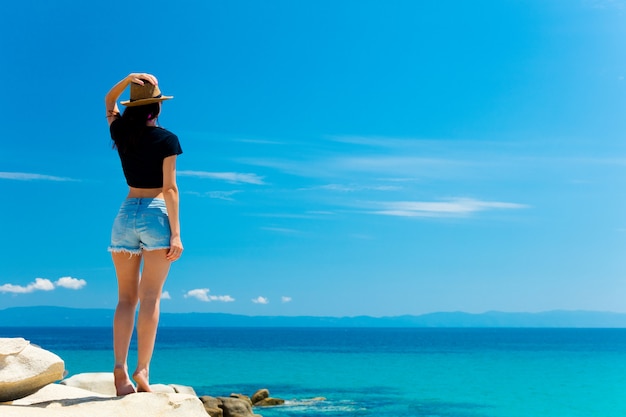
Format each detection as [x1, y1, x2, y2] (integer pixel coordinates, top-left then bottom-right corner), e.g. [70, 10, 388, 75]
[121, 82, 173, 107]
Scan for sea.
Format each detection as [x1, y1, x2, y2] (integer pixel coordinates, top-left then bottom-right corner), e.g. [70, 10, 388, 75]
[1, 326, 626, 417]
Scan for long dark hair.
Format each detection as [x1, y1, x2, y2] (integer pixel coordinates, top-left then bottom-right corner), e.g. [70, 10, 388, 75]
[112, 103, 161, 152]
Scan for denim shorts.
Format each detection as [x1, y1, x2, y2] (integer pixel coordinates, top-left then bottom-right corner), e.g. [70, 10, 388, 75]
[108, 198, 171, 255]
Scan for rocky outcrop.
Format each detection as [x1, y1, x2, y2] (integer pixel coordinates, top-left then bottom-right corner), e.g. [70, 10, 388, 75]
[170, 383, 198, 396]
[229, 393, 253, 406]
[60, 372, 196, 396]
[249, 388, 284, 407]
[250, 389, 268, 404]
[0, 338, 65, 403]
[0, 391, 207, 417]
[0, 337, 305, 417]
[198, 395, 262, 417]
[199, 395, 224, 417]
[253, 397, 285, 406]
[219, 396, 262, 417]
[59, 373, 115, 396]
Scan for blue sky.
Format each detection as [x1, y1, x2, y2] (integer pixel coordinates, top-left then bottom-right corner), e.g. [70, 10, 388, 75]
[1, 0, 626, 316]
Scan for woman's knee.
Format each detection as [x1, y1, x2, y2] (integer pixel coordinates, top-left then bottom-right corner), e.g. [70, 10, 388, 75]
[117, 296, 138, 308]
[138, 291, 161, 306]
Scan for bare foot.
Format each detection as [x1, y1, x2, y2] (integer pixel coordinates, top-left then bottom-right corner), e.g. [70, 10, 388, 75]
[113, 366, 136, 396]
[133, 368, 152, 392]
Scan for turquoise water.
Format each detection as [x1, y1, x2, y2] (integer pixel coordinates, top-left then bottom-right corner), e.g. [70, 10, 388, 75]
[2, 327, 626, 416]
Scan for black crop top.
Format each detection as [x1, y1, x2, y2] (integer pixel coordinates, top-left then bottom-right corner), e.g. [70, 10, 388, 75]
[110, 119, 183, 188]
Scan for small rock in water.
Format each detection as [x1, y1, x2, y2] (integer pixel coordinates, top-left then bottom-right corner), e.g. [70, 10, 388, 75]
[250, 388, 269, 404]
[254, 397, 285, 406]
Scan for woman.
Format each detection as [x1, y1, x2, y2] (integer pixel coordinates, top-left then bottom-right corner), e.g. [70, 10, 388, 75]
[105, 73, 183, 396]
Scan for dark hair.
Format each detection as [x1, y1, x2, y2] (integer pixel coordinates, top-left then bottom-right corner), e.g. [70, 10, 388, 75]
[112, 103, 161, 152]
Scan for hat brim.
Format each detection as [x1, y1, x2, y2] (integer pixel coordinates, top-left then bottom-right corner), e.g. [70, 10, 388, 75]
[121, 96, 173, 107]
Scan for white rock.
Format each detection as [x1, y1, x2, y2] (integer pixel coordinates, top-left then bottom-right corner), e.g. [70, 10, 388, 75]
[0, 339, 65, 402]
[59, 373, 116, 396]
[12, 383, 111, 405]
[0, 392, 207, 417]
[150, 383, 176, 393]
[60, 373, 188, 395]
[170, 384, 197, 396]
[0, 338, 29, 355]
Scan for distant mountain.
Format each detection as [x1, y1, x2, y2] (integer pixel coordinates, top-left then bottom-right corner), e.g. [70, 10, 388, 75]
[1, 306, 625, 328]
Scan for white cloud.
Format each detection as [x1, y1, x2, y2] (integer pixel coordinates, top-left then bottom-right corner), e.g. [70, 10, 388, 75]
[252, 296, 269, 304]
[185, 288, 211, 302]
[0, 172, 77, 182]
[281, 296, 292, 303]
[0, 278, 55, 294]
[55, 277, 87, 290]
[212, 295, 235, 302]
[184, 288, 235, 302]
[0, 276, 89, 294]
[161, 291, 171, 300]
[371, 198, 529, 218]
[178, 171, 266, 185]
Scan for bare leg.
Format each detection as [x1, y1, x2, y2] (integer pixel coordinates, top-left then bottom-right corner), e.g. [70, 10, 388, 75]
[133, 249, 171, 392]
[112, 252, 142, 396]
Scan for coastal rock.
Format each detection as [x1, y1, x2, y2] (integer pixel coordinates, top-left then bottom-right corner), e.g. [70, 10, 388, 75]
[254, 397, 285, 406]
[230, 393, 252, 406]
[150, 383, 176, 393]
[60, 372, 194, 395]
[60, 373, 115, 396]
[0, 338, 65, 403]
[0, 338, 30, 355]
[12, 383, 111, 405]
[199, 396, 224, 417]
[251, 388, 285, 407]
[170, 383, 197, 396]
[250, 388, 269, 404]
[0, 392, 207, 417]
[218, 396, 262, 417]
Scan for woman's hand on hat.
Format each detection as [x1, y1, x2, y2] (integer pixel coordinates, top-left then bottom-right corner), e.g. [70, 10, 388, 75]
[127, 73, 158, 86]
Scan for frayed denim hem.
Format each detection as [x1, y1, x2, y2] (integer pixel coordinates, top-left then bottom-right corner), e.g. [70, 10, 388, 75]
[142, 246, 171, 252]
[108, 247, 142, 256]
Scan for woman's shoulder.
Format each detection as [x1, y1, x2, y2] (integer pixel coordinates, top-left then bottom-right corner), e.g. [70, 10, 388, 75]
[150, 126, 177, 137]
[145, 126, 181, 150]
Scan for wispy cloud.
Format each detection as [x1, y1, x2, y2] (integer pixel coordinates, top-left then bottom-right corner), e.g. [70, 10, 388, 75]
[184, 288, 235, 302]
[252, 296, 269, 304]
[179, 170, 266, 185]
[161, 291, 171, 300]
[185, 190, 242, 201]
[370, 198, 529, 218]
[301, 183, 402, 192]
[281, 296, 292, 303]
[241, 155, 465, 180]
[0, 172, 78, 182]
[0, 276, 87, 294]
[584, 0, 625, 9]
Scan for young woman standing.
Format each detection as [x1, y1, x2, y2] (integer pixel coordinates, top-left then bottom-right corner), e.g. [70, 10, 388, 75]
[105, 73, 183, 395]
